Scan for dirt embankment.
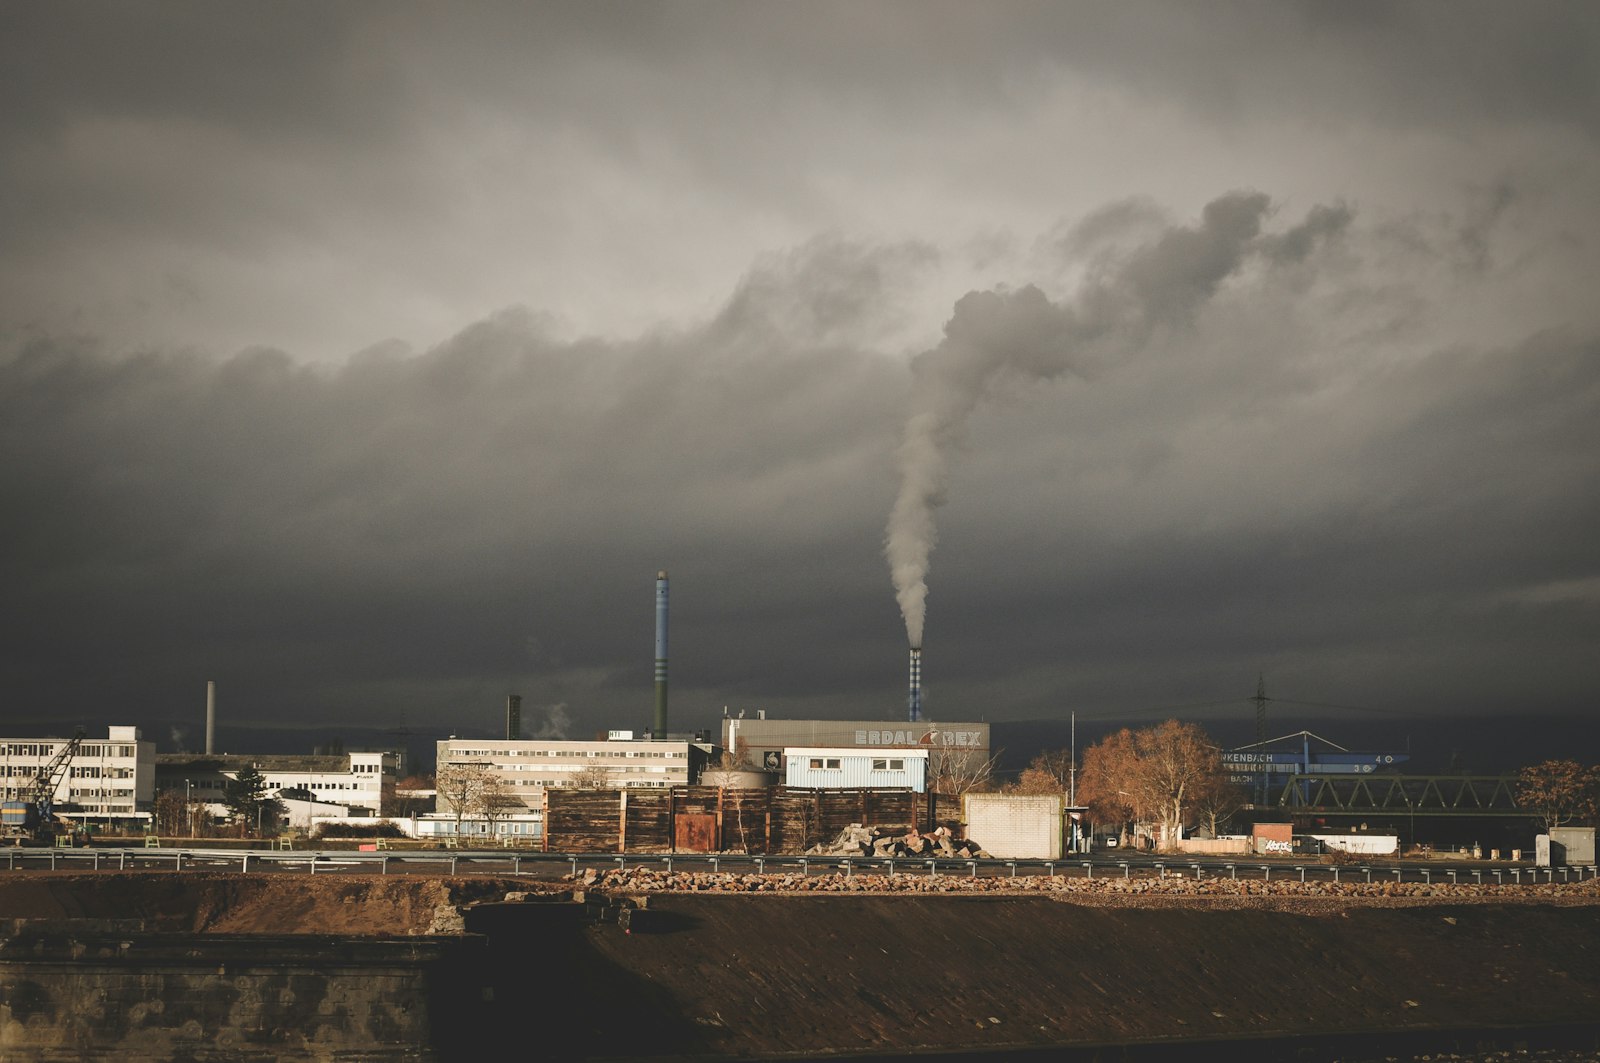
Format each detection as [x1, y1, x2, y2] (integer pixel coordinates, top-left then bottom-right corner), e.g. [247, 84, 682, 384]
[0, 872, 552, 934]
[4, 872, 1600, 1059]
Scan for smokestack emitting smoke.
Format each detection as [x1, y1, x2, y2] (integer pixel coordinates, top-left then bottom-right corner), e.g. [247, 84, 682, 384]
[885, 192, 1346, 649]
[205, 680, 215, 755]
[907, 646, 922, 723]
[654, 570, 669, 738]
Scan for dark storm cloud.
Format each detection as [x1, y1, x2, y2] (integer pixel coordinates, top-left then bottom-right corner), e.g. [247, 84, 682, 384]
[4, 3, 1596, 362]
[6, 189, 1595, 743]
[0, 238, 920, 734]
[1, 4, 1597, 750]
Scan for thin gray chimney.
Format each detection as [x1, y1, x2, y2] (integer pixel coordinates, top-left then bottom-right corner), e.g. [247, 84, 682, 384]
[205, 680, 216, 755]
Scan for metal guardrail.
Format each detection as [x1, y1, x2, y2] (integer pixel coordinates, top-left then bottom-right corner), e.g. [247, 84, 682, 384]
[2, 845, 1596, 885]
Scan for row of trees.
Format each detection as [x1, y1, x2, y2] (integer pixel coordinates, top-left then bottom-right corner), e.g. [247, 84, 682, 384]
[434, 761, 533, 836]
[1008, 721, 1600, 846]
[1012, 720, 1244, 846]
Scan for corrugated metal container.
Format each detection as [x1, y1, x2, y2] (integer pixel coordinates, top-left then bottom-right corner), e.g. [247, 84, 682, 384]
[784, 748, 928, 793]
[963, 794, 1063, 859]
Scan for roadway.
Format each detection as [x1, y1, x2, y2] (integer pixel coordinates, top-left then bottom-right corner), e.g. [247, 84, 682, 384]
[4, 844, 1596, 886]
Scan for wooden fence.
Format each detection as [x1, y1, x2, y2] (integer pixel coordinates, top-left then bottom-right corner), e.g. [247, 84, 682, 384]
[542, 786, 958, 854]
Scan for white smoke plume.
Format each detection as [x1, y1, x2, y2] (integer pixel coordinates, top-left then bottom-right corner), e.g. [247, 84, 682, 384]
[530, 701, 571, 740]
[886, 191, 1347, 647]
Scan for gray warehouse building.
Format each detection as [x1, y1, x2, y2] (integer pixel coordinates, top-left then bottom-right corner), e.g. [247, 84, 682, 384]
[721, 715, 990, 781]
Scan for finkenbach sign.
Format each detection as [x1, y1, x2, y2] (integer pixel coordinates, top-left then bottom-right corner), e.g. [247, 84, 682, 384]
[854, 729, 984, 748]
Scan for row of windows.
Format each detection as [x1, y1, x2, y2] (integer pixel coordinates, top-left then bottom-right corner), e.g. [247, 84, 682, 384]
[805, 758, 907, 771]
[1, 744, 139, 758]
[452, 748, 684, 759]
[80, 745, 139, 758]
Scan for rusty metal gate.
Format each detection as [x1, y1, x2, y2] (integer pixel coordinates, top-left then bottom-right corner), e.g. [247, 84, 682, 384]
[674, 813, 718, 853]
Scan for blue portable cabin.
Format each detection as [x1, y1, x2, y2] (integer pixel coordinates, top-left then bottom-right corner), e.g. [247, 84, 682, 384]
[784, 747, 929, 793]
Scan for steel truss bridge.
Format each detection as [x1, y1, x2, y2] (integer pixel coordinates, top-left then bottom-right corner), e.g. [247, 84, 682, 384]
[1259, 773, 1525, 817]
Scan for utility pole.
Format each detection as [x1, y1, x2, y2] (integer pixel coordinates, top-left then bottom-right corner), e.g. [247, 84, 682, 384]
[1253, 675, 1269, 805]
[1069, 710, 1079, 855]
[1069, 711, 1076, 807]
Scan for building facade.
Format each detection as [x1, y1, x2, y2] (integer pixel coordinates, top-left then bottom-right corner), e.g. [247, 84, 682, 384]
[434, 737, 703, 815]
[155, 751, 399, 823]
[1, 726, 155, 826]
[722, 716, 990, 780]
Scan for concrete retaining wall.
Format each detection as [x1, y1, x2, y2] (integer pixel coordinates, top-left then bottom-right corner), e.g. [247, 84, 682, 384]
[0, 924, 484, 1062]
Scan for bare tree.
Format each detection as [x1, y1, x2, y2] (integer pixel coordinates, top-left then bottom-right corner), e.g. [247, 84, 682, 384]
[476, 773, 522, 841]
[1133, 720, 1223, 848]
[718, 737, 752, 771]
[153, 789, 188, 835]
[725, 786, 752, 854]
[572, 763, 611, 790]
[922, 726, 1000, 798]
[435, 761, 491, 837]
[1190, 773, 1248, 838]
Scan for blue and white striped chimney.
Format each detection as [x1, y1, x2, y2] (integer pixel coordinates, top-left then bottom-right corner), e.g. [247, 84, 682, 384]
[907, 646, 922, 723]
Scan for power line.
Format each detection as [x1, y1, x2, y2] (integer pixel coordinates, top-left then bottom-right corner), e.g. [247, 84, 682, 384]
[1269, 697, 1412, 717]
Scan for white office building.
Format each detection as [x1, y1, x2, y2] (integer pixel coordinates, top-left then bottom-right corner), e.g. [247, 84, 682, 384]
[0, 726, 156, 826]
[155, 751, 399, 821]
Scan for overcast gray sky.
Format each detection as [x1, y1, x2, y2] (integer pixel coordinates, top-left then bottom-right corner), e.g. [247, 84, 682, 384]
[3, 2, 1597, 749]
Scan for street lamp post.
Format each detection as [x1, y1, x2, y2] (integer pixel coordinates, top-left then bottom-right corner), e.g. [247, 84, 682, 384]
[185, 779, 192, 838]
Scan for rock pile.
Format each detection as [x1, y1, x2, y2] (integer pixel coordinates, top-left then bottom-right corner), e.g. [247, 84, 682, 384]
[807, 824, 990, 859]
[573, 865, 1600, 904]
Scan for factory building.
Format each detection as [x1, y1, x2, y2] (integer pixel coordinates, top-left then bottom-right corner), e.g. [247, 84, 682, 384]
[155, 751, 400, 822]
[722, 715, 990, 781]
[434, 735, 707, 816]
[1, 726, 156, 827]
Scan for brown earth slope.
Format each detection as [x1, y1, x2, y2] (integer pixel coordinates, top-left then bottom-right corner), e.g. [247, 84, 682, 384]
[0, 871, 544, 934]
[3, 871, 1599, 1059]
[548, 892, 1600, 1057]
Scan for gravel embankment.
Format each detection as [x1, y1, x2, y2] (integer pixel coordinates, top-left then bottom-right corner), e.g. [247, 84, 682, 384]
[580, 864, 1600, 908]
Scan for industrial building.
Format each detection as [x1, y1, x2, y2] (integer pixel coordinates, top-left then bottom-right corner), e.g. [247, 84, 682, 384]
[155, 751, 400, 823]
[721, 715, 990, 781]
[433, 735, 708, 816]
[1, 726, 156, 829]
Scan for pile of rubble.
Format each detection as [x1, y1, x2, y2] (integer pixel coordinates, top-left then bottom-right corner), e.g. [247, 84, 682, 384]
[573, 864, 1600, 903]
[806, 824, 990, 860]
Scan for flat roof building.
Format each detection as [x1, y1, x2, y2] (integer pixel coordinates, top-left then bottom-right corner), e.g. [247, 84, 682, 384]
[722, 716, 990, 782]
[435, 737, 705, 816]
[2, 726, 155, 825]
[155, 751, 399, 820]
